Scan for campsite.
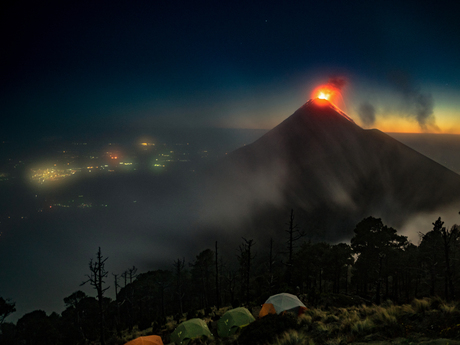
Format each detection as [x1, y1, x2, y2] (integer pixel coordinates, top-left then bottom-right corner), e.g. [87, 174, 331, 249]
[117, 294, 460, 345]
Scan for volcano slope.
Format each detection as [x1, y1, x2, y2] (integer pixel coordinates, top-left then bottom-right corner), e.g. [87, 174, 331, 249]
[194, 98, 460, 244]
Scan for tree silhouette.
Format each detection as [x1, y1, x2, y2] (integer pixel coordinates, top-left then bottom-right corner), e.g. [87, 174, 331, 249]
[190, 249, 215, 309]
[0, 297, 16, 325]
[61, 291, 101, 343]
[16, 310, 60, 345]
[238, 237, 255, 306]
[173, 257, 186, 315]
[329, 243, 353, 294]
[81, 247, 110, 345]
[420, 217, 459, 300]
[215, 241, 221, 309]
[265, 237, 279, 294]
[351, 217, 407, 304]
[285, 209, 304, 288]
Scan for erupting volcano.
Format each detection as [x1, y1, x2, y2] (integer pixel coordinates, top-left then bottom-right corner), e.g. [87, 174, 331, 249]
[311, 80, 348, 112]
[198, 98, 460, 244]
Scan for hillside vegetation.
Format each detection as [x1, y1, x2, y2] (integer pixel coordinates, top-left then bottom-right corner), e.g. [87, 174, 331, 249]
[1, 214, 460, 344]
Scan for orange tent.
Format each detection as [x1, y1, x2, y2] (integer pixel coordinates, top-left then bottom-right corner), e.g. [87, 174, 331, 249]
[124, 335, 164, 345]
[258, 303, 277, 318]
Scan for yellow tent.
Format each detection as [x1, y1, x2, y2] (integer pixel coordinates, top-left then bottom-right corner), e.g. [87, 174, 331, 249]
[124, 335, 164, 345]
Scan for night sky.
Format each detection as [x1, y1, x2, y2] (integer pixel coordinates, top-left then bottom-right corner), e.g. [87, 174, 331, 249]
[2, 0, 460, 139]
[2, 0, 460, 322]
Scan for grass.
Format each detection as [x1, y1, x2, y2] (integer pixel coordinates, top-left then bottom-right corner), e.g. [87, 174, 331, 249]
[108, 297, 460, 345]
[275, 330, 314, 345]
[359, 303, 379, 317]
[324, 336, 347, 345]
[412, 298, 432, 313]
[297, 314, 313, 329]
[314, 321, 331, 333]
[372, 307, 398, 326]
[338, 310, 360, 333]
[351, 317, 375, 336]
[305, 308, 327, 322]
[439, 301, 457, 315]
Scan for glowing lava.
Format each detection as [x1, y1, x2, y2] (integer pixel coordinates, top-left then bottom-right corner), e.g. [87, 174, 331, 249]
[318, 91, 330, 100]
[310, 84, 347, 112]
[312, 85, 337, 102]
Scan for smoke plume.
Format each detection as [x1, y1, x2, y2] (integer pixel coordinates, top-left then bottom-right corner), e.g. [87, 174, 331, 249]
[327, 76, 347, 90]
[389, 72, 438, 131]
[358, 102, 376, 127]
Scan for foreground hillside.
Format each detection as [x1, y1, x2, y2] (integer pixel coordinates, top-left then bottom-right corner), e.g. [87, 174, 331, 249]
[117, 296, 460, 345]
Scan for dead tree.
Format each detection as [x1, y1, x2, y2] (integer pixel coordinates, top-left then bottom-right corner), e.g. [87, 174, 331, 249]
[173, 257, 186, 314]
[238, 237, 255, 307]
[285, 209, 305, 288]
[81, 247, 110, 345]
[266, 237, 278, 293]
[215, 241, 220, 309]
[128, 266, 138, 284]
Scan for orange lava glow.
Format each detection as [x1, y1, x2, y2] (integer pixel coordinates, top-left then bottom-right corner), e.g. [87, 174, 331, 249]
[311, 85, 339, 103]
[318, 92, 329, 100]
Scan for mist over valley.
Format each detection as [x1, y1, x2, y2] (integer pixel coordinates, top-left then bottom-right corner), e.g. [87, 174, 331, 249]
[1, 102, 460, 322]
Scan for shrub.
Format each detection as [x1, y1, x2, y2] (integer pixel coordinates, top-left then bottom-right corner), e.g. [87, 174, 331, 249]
[238, 313, 301, 345]
[358, 304, 378, 317]
[164, 319, 177, 332]
[430, 296, 444, 310]
[151, 321, 161, 334]
[351, 317, 375, 336]
[372, 308, 398, 326]
[439, 301, 457, 315]
[338, 311, 359, 333]
[324, 314, 339, 324]
[380, 299, 394, 308]
[400, 303, 415, 315]
[324, 336, 346, 345]
[371, 307, 404, 337]
[204, 307, 213, 317]
[297, 314, 313, 330]
[411, 298, 431, 313]
[275, 330, 313, 345]
[305, 308, 327, 322]
[334, 308, 350, 318]
[313, 321, 334, 337]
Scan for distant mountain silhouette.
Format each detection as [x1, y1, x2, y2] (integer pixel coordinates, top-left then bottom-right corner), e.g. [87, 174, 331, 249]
[195, 98, 460, 243]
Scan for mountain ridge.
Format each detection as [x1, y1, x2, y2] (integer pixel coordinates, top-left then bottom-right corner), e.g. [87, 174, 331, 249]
[196, 99, 460, 243]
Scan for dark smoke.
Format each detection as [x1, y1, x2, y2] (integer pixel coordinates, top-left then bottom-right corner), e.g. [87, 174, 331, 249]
[389, 72, 437, 131]
[328, 76, 347, 90]
[358, 102, 376, 127]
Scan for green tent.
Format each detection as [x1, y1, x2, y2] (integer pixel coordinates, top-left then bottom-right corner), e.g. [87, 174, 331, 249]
[170, 318, 213, 345]
[217, 307, 255, 338]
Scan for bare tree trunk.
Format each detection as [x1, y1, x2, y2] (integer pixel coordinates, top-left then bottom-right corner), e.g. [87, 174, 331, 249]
[81, 247, 109, 345]
[215, 241, 220, 309]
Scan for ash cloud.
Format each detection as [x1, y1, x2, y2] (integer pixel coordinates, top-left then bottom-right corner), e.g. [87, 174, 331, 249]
[327, 76, 347, 90]
[358, 102, 376, 127]
[389, 72, 438, 131]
